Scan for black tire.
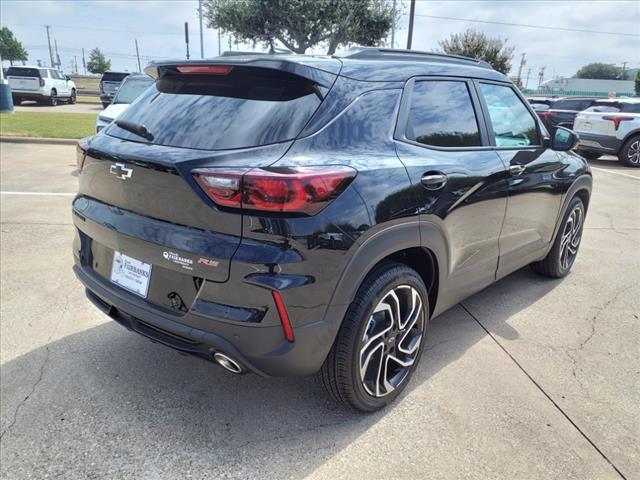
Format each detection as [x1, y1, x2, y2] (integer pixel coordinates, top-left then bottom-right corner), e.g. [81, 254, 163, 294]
[68, 89, 77, 104]
[576, 149, 601, 161]
[618, 135, 640, 168]
[12, 96, 21, 106]
[318, 261, 429, 412]
[531, 196, 585, 278]
[102, 102, 110, 109]
[48, 89, 57, 106]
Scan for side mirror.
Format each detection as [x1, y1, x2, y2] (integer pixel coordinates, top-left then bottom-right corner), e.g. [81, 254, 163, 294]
[65, 75, 71, 81]
[551, 126, 579, 151]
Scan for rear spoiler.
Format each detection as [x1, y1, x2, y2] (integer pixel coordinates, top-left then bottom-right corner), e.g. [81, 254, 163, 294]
[144, 57, 340, 89]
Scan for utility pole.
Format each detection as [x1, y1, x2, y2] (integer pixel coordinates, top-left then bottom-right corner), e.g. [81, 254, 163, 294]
[54, 39, 61, 69]
[184, 22, 190, 60]
[538, 66, 546, 89]
[621, 61, 628, 79]
[198, 0, 205, 59]
[406, 0, 416, 50]
[218, 30, 222, 56]
[45, 25, 54, 68]
[74, 56, 78, 74]
[525, 68, 532, 89]
[516, 53, 526, 87]
[81, 48, 86, 75]
[390, 0, 397, 49]
[135, 39, 142, 72]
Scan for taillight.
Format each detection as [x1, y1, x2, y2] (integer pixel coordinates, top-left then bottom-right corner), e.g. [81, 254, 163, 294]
[192, 166, 356, 215]
[76, 137, 89, 171]
[39, 77, 45, 87]
[602, 115, 634, 130]
[99, 81, 104, 92]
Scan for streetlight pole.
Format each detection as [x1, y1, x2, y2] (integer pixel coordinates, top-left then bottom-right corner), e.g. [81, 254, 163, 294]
[198, 0, 205, 59]
[406, 0, 416, 50]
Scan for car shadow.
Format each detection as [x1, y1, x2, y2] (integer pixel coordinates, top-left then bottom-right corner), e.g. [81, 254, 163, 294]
[0, 267, 560, 478]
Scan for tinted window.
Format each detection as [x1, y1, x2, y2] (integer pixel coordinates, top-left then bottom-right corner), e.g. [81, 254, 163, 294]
[108, 69, 321, 150]
[50, 70, 63, 80]
[479, 83, 540, 147]
[112, 76, 154, 104]
[584, 104, 620, 113]
[622, 103, 640, 113]
[406, 80, 481, 148]
[552, 99, 594, 111]
[39, 69, 49, 78]
[102, 72, 129, 82]
[6, 67, 40, 77]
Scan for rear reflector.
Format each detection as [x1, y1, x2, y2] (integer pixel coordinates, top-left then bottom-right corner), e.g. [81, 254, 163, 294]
[272, 291, 294, 342]
[192, 166, 356, 215]
[76, 137, 89, 171]
[175, 65, 233, 75]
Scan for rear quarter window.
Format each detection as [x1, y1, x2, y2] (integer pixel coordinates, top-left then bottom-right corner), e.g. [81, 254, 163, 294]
[102, 72, 129, 82]
[622, 103, 640, 113]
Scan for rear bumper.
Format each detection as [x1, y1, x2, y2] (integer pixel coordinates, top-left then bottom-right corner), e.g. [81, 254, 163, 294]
[11, 90, 48, 100]
[576, 132, 622, 154]
[100, 93, 114, 103]
[72, 196, 343, 377]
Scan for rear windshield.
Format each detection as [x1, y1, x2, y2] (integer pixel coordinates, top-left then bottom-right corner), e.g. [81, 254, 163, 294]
[107, 67, 322, 150]
[102, 72, 129, 82]
[7, 67, 42, 77]
[552, 99, 595, 111]
[584, 102, 621, 113]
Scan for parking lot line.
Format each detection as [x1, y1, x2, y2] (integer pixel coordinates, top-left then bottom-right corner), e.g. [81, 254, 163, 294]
[0, 191, 75, 196]
[590, 167, 640, 181]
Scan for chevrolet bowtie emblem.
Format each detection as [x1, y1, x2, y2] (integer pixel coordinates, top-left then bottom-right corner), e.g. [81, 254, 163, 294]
[110, 162, 133, 180]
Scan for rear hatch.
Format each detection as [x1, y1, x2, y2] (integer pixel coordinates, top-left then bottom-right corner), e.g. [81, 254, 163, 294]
[7, 67, 41, 91]
[101, 72, 129, 94]
[574, 103, 623, 135]
[76, 59, 337, 308]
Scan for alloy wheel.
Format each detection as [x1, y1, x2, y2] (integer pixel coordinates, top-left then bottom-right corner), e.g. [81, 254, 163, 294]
[559, 204, 584, 270]
[627, 140, 639, 165]
[359, 285, 425, 397]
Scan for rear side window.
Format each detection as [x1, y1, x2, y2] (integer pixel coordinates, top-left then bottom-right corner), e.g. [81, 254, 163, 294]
[102, 72, 129, 82]
[479, 83, 540, 147]
[6, 67, 40, 77]
[622, 103, 640, 113]
[107, 67, 322, 150]
[406, 80, 482, 148]
[584, 104, 620, 113]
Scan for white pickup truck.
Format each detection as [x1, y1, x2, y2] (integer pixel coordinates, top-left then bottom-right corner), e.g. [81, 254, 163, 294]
[7, 66, 77, 106]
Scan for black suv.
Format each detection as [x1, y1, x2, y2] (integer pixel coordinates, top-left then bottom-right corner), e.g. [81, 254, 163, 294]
[99, 71, 130, 108]
[537, 96, 599, 133]
[73, 49, 591, 411]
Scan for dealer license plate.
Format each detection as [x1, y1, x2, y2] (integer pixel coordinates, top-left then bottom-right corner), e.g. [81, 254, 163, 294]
[110, 251, 152, 298]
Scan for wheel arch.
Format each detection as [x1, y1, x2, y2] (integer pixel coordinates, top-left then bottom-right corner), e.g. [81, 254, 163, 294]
[550, 174, 593, 246]
[621, 129, 640, 146]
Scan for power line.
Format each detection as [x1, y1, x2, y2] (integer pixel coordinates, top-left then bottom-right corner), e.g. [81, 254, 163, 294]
[413, 14, 640, 37]
[7, 22, 189, 37]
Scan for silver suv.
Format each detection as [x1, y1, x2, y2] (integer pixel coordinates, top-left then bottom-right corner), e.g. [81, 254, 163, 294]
[574, 98, 640, 167]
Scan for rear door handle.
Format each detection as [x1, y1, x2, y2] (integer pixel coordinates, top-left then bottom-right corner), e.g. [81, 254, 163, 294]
[509, 164, 526, 176]
[421, 173, 448, 190]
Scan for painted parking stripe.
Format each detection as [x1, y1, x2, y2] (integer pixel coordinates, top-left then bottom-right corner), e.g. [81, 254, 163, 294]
[591, 167, 640, 181]
[0, 191, 76, 196]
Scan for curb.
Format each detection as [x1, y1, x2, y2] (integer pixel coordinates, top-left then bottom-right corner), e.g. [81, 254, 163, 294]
[0, 136, 78, 145]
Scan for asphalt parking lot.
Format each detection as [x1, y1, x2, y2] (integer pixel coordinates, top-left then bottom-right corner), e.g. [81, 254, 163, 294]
[14, 101, 102, 114]
[0, 142, 638, 479]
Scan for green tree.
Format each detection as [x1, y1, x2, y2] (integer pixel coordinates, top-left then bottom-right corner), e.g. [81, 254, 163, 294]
[575, 63, 623, 80]
[437, 29, 514, 74]
[203, 0, 395, 55]
[0, 27, 28, 65]
[86, 48, 111, 74]
[635, 70, 640, 96]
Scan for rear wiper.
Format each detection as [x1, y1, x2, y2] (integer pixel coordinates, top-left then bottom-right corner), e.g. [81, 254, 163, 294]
[115, 120, 154, 142]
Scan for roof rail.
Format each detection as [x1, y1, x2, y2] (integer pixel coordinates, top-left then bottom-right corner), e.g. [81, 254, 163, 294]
[338, 47, 492, 69]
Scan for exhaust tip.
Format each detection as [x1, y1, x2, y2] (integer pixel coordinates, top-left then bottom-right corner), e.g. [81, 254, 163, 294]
[213, 352, 243, 374]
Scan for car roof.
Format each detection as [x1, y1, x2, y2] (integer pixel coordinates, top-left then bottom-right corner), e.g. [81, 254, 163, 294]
[8, 65, 55, 69]
[595, 97, 640, 104]
[147, 47, 507, 84]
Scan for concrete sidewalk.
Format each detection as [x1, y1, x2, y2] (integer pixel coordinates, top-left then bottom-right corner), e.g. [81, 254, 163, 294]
[1, 143, 638, 479]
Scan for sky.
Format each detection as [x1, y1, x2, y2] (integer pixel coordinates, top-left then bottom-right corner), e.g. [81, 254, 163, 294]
[1, 0, 638, 87]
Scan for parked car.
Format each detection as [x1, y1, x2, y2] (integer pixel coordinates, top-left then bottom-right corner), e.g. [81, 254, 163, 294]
[99, 71, 130, 108]
[96, 74, 154, 132]
[73, 49, 591, 411]
[536, 96, 600, 133]
[574, 98, 640, 167]
[7, 66, 76, 106]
